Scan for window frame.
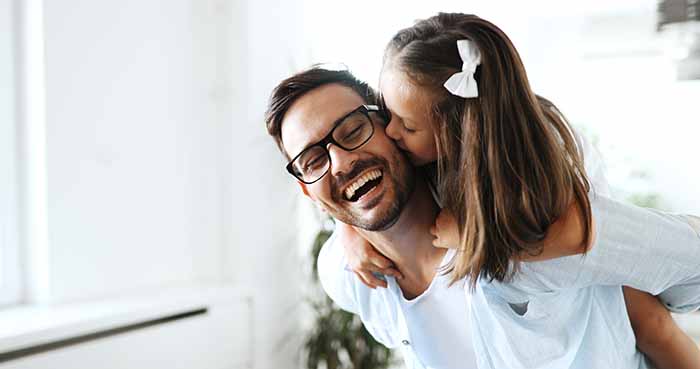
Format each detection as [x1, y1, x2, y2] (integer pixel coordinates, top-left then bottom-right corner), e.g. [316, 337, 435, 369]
[0, 0, 23, 307]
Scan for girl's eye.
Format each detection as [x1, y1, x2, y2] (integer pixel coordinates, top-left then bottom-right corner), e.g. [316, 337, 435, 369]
[402, 124, 417, 133]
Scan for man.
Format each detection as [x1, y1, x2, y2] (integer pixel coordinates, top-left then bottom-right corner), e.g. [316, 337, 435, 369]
[265, 67, 477, 369]
[264, 67, 658, 369]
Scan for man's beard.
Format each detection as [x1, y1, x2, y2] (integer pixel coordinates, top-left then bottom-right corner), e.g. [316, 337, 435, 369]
[324, 150, 415, 231]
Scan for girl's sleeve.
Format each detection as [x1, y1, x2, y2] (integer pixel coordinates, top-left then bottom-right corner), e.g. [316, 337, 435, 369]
[656, 215, 700, 312]
[510, 195, 700, 314]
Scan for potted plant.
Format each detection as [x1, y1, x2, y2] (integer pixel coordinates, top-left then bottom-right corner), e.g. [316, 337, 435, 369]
[303, 217, 395, 369]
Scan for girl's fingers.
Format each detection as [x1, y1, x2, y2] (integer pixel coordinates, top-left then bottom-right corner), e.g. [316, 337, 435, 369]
[358, 263, 383, 274]
[357, 263, 402, 282]
[380, 267, 404, 280]
[357, 270, 387, 289]
[354, 271, 377, 289]
[368, 251, 393, 269]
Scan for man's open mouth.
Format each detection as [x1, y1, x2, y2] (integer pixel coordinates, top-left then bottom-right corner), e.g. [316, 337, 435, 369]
[343, 169, 383, 202]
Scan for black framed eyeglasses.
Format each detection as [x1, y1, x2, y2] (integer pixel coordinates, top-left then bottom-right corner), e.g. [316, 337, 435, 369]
[286, 105, 388, 184]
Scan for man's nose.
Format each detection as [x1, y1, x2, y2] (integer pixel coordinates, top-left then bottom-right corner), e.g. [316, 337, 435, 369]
[327, 143, 358, 178]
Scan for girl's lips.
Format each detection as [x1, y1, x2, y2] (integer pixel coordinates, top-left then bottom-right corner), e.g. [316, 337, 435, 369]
[395, 140, 409, 152]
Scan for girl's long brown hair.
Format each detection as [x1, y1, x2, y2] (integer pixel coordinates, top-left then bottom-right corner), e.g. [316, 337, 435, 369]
[384, 13, 592, 288]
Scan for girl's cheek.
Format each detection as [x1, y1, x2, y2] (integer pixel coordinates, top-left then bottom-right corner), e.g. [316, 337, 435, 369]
[389, 134, 410, 153]
[421, 136, 439, 162]
[407, 140, 435, 166]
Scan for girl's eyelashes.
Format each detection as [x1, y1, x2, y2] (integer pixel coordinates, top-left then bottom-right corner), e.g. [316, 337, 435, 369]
[390, 112, 416, 133]
[383, 103, 416, 133]
[402, 124, 417, 133]
[399, 117, 417, 133]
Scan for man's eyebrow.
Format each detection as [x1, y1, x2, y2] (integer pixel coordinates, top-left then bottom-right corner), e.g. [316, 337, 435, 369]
[294, 106, 359, 155]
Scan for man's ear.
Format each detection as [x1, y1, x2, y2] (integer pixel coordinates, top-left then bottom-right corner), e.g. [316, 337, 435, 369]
[297, 181, 311, 198]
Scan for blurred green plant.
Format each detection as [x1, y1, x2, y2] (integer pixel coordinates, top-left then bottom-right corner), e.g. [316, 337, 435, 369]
[626, 193, 662, 209]
[574, 126, 664, 210]
[303, 218, 395, 369]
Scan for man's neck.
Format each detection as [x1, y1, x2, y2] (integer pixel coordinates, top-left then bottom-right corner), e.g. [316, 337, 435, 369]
[357, 179, 446, 299]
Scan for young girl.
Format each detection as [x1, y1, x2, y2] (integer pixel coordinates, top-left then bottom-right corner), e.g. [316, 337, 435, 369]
[335, 13, 700, 369]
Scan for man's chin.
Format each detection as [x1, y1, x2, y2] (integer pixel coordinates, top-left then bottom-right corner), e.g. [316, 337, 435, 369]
[345, 215, 397, 232]
[342, 200, 402, 232]
[362, 212, 401, 232]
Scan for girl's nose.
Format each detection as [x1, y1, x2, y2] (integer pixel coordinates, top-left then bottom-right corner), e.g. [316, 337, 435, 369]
[385, 116, 402, 141]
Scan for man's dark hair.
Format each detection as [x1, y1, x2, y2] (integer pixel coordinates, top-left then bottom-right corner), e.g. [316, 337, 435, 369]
[265, 66, 377, 158]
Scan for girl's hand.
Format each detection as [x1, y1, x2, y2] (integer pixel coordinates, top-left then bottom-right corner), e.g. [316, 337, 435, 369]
[430, 209, 460, 249]
[336, 222, 404, 289]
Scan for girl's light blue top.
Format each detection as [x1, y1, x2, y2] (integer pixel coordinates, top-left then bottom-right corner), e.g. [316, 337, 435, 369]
[469, 179, 700, 369]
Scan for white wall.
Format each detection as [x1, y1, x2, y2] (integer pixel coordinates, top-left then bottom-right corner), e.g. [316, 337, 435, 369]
[28, 0, 308, 368]
[39, 0, 228, 303]
[227, 1, 309, 368]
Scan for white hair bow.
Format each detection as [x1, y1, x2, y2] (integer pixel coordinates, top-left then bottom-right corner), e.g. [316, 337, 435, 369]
[443, 40, 482, 98]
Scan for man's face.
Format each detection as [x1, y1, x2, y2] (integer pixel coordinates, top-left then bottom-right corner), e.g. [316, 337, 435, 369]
[281, 84, 415, 231]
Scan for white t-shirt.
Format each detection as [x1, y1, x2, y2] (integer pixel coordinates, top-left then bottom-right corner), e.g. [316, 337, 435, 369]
[396, 251, 476, 369]
[318, 244, 477, 369]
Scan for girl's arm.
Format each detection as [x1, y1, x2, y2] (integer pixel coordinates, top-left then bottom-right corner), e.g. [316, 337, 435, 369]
[623, 287, 700, 369]
[335, 221, 403, 289]
[518, 199, 595, 262]
[430, 202, 594, 261]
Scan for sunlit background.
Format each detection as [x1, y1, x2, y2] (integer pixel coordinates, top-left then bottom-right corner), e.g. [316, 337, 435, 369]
[0, 0, 698, 368]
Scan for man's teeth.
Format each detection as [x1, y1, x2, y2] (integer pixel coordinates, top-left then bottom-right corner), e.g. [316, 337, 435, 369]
[344, 169, 382, 200]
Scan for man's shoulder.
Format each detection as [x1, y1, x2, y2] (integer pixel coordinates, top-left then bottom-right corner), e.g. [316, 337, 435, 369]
[317, 233, 403, 342]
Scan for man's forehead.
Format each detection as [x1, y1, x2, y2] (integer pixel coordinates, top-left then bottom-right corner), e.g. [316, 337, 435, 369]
[281, 84, 366, 158]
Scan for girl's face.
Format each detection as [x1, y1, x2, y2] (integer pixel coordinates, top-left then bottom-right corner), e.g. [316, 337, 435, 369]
[379, 65, 439, 166]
